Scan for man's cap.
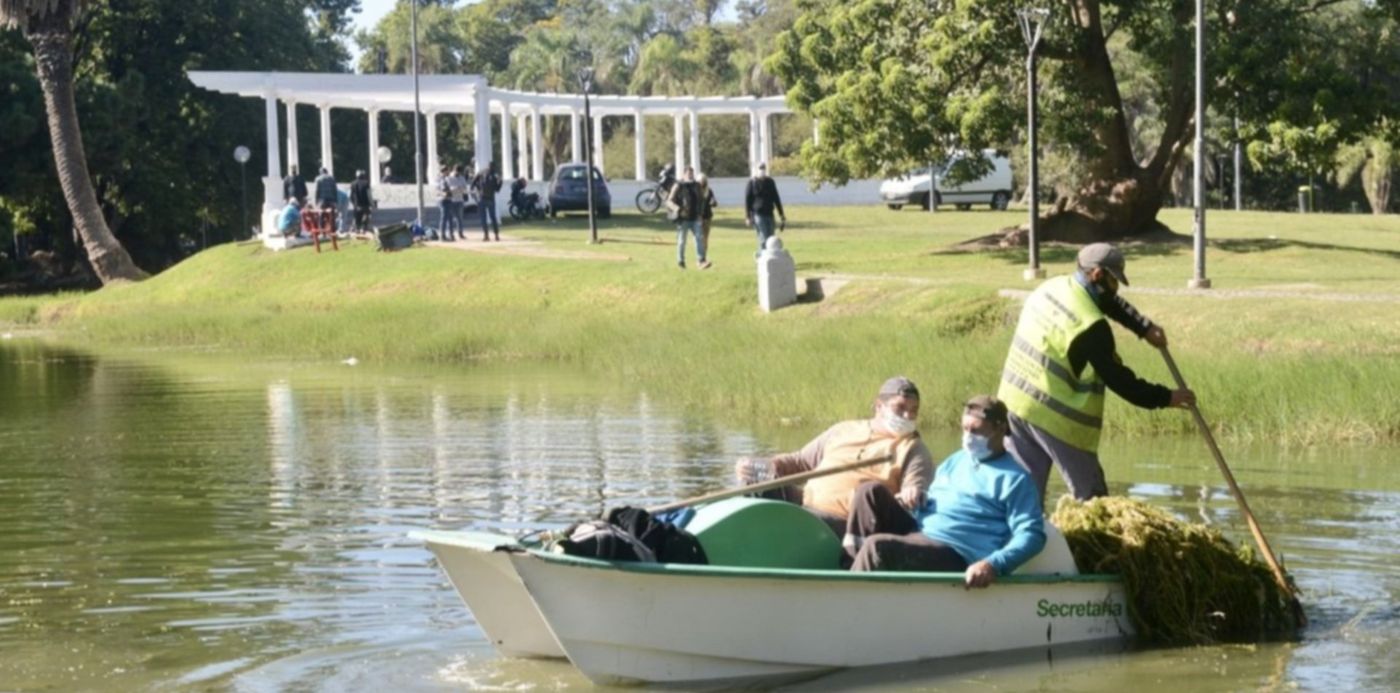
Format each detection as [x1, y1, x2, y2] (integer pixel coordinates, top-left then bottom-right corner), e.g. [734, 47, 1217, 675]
[964, 395, 1008, 426]
[758, 161, 768, 170]
[1078, 243, 1130, 285]
[878, 376, 920, 400]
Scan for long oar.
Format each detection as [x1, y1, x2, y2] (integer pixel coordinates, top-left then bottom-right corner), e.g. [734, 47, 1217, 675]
[1159, 346, 1306, 626]
[646, 455, 893, 514]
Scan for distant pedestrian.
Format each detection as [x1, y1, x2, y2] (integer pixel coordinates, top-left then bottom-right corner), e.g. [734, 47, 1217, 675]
[745, 161, 785, 253]
[448, 164, 470, 240]
[276, 199, 302, 237]
[435, 165, 455, 241]
[314, 168, 337, 209]
[283, 166, 308, 205]
[350, 170, 373, 234]
[472, 162, 502, 241]
[667, 166, 710, 270]
[697, 172, 719, 251]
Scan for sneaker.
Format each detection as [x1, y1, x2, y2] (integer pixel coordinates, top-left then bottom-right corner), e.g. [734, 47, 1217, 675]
[677, 261, 686, 269]
[699, 260, 712, 270]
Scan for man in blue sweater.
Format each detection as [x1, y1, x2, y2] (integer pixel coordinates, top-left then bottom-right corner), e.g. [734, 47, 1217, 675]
[849, 395, 1046, 588]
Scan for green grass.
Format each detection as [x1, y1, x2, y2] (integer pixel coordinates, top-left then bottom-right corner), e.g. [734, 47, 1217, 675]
[3, 206, 1398, 445]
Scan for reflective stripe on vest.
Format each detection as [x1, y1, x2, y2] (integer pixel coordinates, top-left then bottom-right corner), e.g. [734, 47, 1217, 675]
[802, 420, 915, 518]
[997, 275, 1107, 452]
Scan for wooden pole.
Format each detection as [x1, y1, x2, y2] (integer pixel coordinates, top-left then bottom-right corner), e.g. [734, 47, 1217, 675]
[646, 455, 893, 515]
[1159, 346, 1305, 625]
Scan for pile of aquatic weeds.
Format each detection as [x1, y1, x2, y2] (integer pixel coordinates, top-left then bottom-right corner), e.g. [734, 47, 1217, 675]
[1051, 496, 1304, 645]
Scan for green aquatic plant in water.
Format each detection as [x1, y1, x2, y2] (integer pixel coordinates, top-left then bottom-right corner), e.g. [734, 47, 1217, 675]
[1051, 496, 1304, 645]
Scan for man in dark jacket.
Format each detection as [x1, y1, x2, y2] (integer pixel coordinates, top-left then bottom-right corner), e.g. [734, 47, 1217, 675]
[283, 166, 308, 205]
[667, 166, 710, 269]
[349, 170, 373, 234]
[472, 161, 502, 241]
[314, 168, 338, 209]
[744, 162, 785, 252]
[998, 243, 1195, 500]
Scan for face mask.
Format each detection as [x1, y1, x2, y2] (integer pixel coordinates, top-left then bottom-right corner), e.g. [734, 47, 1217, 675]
[882, 410, 917, 437]
[962, 430, 993, 460]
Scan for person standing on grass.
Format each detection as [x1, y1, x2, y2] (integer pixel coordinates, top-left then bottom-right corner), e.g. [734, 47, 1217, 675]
[314, 168, 338, 210]
[744, 161, 785, 253]
[448, 165, 470, 240]
[998, 242, 1195, 501]
[350, 170, 373, 234]
[697, 173, 719, 251]
[472, 161, 502, 241]
[435, 166, 454, 241]
[667, 166, 710, 270]
[283, 165, 307, 205]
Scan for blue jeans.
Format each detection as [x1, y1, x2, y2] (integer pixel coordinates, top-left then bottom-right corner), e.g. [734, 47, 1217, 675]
[676, 219, 705, 265]
[754, 214, 776, 251]
[438, 200, 457, 237]
[479, 197, 499, 236]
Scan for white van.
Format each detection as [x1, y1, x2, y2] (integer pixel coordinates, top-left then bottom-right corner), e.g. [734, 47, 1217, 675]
[879, 150, 1014, 211]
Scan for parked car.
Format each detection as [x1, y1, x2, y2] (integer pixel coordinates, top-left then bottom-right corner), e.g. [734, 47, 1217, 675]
[879, 150, 1014, 211]
[548, 164, 611, 218]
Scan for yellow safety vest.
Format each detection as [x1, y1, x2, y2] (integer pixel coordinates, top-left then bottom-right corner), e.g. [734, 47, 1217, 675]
[802, 420, 918, 518]
[997, 275, 1107, 452]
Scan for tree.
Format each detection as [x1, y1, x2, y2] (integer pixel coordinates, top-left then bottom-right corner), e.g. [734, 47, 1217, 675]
[1335, 132, 1399, 214]
[2, 0, 147, 282]
[770, 0, 1392, 242]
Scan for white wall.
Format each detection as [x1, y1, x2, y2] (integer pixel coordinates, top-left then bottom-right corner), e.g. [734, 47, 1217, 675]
[368, 176, 884, 210]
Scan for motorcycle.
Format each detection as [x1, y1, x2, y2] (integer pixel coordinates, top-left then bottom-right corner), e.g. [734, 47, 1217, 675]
[508, 178, 548, 220]
[634, 164, 677, 214]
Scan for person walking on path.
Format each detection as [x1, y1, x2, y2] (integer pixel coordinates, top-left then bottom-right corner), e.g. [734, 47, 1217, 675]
[313, 168, 338, 210]
[697, 173, 719, 251]
[472, 162, 502, 241]
[349, 170, 373, 235]
[283, 166, 308, 205]
[998, 242, 1195, 501]
[744, 162, 785, 253]
[667, 166, 710, 269]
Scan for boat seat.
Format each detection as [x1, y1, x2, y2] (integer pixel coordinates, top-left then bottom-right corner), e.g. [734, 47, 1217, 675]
[1013, 521, 1080, 576]
[686, 497, 843, 570]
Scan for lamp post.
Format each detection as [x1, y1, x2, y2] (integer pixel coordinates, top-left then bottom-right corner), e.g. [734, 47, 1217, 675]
[410, 0, 425, 232]
[579, 66, 600, 244]
[1018, 7, 1049, 281]
[1189, 0, 1212, 289]
[233, 145, 251, 240]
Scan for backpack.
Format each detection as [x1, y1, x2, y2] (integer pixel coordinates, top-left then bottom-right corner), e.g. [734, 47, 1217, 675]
[555, 520, 657, 562]
[606, 506, 708, 564]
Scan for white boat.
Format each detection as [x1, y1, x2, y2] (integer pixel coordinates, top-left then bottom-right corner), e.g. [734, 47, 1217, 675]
[413, 511, 1133, 687]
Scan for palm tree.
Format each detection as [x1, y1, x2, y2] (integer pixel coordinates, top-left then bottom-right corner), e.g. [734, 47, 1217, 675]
[1335, 133, 1398, 215]
[2, 0, 146, 283]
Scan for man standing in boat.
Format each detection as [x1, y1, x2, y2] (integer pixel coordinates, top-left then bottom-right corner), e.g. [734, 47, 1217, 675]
[849, 395, 1045, 588]
[734, 376, 934, 555]
[999, 243, 1195, 500]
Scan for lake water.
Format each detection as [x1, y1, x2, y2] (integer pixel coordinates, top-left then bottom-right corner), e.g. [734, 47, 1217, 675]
[1, 341, 1397, 691]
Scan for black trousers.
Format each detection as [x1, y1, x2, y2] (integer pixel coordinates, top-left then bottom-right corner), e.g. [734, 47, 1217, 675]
[847, 482, 967, 573]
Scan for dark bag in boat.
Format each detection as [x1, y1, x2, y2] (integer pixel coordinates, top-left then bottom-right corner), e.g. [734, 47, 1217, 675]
[556, 520, 657, 562]
[607, 506, 708, 565]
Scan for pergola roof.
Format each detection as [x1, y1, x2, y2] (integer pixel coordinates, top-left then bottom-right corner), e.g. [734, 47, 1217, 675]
[187, 71, 791, 117]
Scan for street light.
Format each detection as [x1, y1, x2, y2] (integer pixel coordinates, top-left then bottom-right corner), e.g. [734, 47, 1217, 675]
[233, 145, 251, 240]
[1018, 7, 1049, 281]
[578, 66, 600, 244]
[1189, 0, 1212, 289]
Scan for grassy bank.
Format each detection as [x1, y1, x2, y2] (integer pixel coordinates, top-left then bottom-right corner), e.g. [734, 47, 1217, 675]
[3, 206, 1398, 445]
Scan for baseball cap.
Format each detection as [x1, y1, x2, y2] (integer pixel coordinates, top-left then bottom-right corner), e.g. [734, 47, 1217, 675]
[877, 376, 920, 400]
[1077, 243, 1130, 286]
[964, 395, 1008, 425]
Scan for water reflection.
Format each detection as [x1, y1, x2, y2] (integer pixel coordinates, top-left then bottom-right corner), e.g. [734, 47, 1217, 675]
[0, 342, 1397, 691]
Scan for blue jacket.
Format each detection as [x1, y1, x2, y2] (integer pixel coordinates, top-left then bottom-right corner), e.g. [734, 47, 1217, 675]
[277, 204, 301, 234]
[915, 449, 1046, 575]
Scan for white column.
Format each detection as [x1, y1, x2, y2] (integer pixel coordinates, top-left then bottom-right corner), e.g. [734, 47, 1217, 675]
[264, 95, 282, 214]
[516, 114, 528, 180]
[570, 109, 582, 163]
[426, 112, 440, 181]
[759, 112, 772, 165]
[473, 93, 492, 173]
[318, 105, 333, 176]
[529, 106, 544, 181]
[633, 110, 646, 181]
[748, 110, 760, 174]
[673, 114, 685, 170]
[813, 116, 820, 146]
[499, 103, 514, 180]
[592, 113, 605, 176]
[368, 109, 381, 186]
[688, 109, 700, 173]
[285, 101, 300, 175]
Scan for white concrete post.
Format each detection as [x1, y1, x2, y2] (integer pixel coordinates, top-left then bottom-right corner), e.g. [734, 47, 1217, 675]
[673, 114, 685, 170]
[592, 113, 606, 176]
[318, 105, 333, 176]
[426, 111, 440, 181]
[516, 114, 529, 180]
[748, 110, 760, 174]
[473, 92, 492, 173]
[570, 109, 582, 163]
[529, 105, 544, 181]
[499, 104, 515, 180]
[633, 109, 646, 181]
[285, 100, 299, 175]
[263, 94, 282, 214]
[688, 109, 701, 173]
[812, 117, 820, 147]
[760, 112, 773, 164]
[368, 109, 381, 186]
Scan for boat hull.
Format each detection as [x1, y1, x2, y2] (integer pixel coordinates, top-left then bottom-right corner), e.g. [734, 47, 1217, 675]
[509, 552, 1132, 686]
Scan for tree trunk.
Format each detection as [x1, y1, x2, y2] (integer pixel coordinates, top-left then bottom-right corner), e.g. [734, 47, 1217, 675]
[26, 0, 147, 284]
